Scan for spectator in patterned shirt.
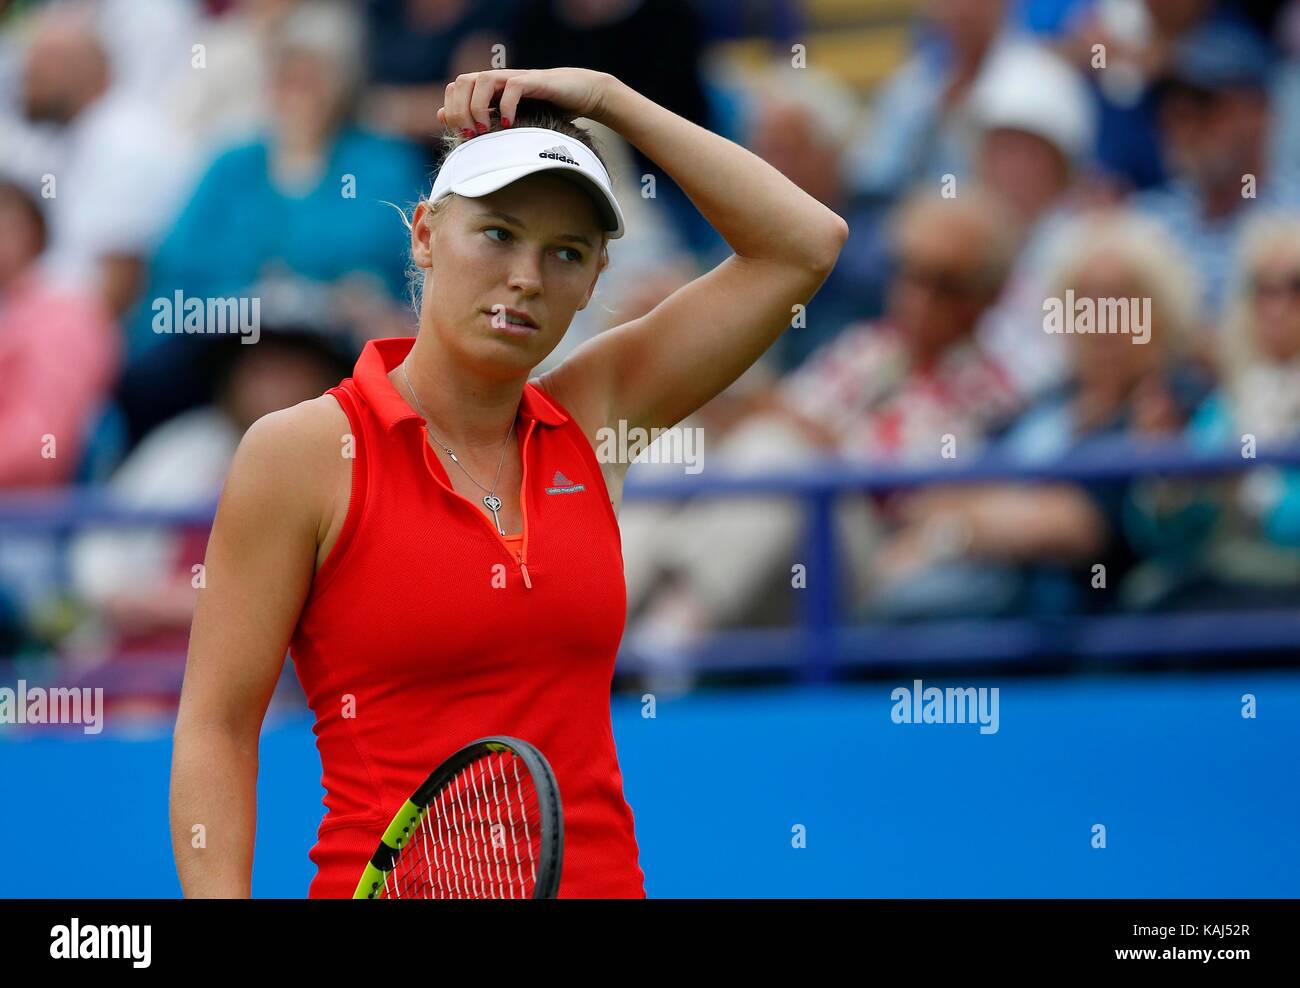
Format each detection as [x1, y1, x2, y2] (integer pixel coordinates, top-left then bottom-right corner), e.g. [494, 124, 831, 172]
[865, 210, 1212, 620]
[620, 187, 1022, 682]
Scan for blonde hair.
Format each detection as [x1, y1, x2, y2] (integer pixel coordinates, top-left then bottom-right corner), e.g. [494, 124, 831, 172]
[1219, 214, 1300, 387]
[1045, 209, 1201, 354]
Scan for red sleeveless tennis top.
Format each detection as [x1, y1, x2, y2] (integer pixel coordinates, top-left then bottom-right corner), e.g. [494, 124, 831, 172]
[288, 336, 645, 898]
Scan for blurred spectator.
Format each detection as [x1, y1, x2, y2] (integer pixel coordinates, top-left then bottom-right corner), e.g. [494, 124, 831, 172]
[1011, 0, 1089, 35]
[867, 211, 1212, 619]
[1280, 1, 1300, 169]
[692, 0, 804, 47]
[94, 0, 197, 99]
[778, 189, 1022, 465]
[1123, 215, 1300, 609]
[1045, 0, 1216, 189]
[508, 0, 721, 257]
[737, 63, 876, 370]
[0, 0, 195, 314]
[0, 178, 118, 487]
[620, 188, 1022, 674]
[116, 0, 428, 447]
[1202, 217, 1300, 464]
[968, 39, 1101, 398]
[65, 321, 355, 657]
[141, 0, 423, 317]
[1041, 2, 1296, 189]
[0, 0, 25, 97]
[0, 0, 1291, 679]
[361, 0, 522, 141]
[970, 40, 1097, 230]
[844, 0, 1010, 201]
[1134, 14, 1300, 314]
[170, 0, 303, 151]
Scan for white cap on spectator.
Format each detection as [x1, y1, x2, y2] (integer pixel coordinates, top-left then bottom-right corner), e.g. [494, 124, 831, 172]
[969, 41, 1096, 164]
[430, 127, 626, 239]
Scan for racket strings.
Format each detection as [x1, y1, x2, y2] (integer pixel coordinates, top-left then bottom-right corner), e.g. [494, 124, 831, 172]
[381, 750, 544, 899]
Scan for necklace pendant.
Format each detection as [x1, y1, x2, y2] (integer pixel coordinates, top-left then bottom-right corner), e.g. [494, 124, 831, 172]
[483, 494, 504, 535]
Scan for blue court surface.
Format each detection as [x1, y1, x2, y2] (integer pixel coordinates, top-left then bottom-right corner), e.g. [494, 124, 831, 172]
[1, 670, 1296, 897]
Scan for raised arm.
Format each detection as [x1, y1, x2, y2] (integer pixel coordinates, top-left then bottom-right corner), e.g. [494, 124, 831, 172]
[440, 68, 849, 435]
[574, 75, 849, 433]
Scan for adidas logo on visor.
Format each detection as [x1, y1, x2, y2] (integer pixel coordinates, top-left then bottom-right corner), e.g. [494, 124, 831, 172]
[539, 145, 579, 166]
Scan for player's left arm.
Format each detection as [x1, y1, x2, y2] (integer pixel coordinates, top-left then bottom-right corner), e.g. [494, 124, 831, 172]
[542, 72, 849, 435]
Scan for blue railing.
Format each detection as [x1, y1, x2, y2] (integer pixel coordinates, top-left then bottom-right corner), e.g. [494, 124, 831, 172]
[2, 435, 1298, 682]
[623, 436, 1300, 680]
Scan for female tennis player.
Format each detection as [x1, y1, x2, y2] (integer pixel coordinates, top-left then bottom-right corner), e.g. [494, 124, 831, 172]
[170, 67, 847, 897]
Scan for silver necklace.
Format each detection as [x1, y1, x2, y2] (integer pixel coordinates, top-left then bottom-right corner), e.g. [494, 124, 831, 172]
[400, 359, 516, 535]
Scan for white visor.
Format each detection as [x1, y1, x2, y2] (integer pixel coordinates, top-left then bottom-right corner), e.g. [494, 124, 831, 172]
[429, 126, 625, 239]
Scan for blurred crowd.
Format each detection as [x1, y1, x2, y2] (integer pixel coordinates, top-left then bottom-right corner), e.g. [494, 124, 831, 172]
[0, 0, 1298, 674]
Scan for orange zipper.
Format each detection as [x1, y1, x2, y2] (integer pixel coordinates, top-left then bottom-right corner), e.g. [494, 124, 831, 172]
[420, 418, 535, 590]
[516, 419, 534, 589]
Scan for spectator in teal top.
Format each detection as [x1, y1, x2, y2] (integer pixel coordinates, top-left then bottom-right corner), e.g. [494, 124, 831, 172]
[116, 0, 428, 448]
[865, 210, 1212, 619]
[1126, 214, 1300, 609]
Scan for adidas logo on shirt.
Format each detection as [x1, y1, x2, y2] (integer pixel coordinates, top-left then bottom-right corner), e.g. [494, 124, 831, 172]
[538, 145, 578, 166]
[545, 469, 585, 495]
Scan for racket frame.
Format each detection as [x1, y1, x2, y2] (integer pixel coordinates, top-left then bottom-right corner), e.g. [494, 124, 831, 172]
[352, 735, 563, 899]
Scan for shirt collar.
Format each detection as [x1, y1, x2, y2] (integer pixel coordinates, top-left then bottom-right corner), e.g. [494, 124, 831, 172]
[350, 336, 569, 432]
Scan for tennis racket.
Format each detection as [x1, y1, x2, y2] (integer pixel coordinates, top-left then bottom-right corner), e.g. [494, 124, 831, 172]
[353, 736, 563, 899]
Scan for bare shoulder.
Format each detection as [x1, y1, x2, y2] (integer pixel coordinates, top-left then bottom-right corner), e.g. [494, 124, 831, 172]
[228, 394, 352, 542]
[237, 395, 350, 478]
[183, 396, 352, 739]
